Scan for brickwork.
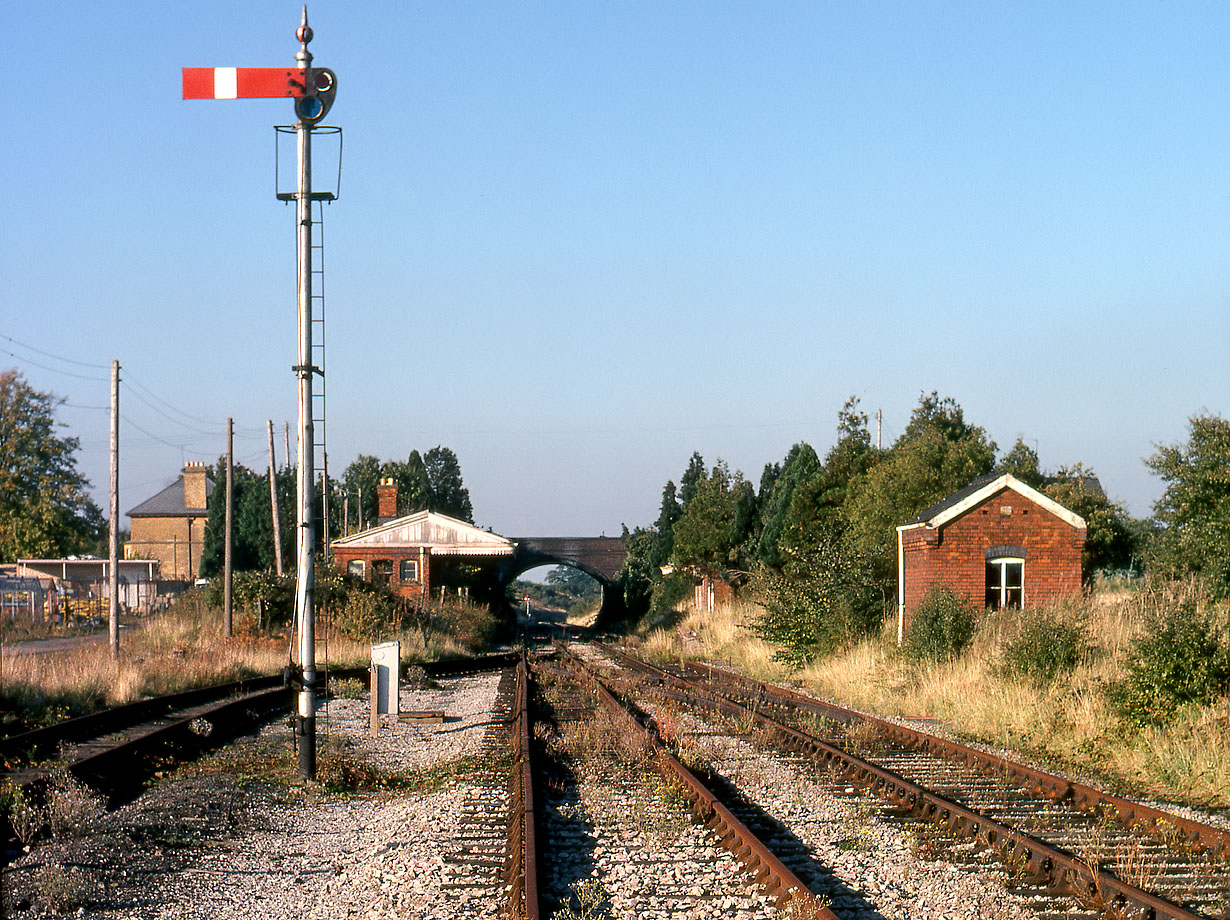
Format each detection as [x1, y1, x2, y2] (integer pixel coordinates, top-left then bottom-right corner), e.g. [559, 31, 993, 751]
[334, 545, 431, 600]
[126, 515, 206, 582]
[377, 480, 398, 521]
[900, 486, 1084, 627]
[183, 463, 209, 510]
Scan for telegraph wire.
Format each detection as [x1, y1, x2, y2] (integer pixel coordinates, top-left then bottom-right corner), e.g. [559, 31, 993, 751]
[121, 371, 219, 427]
[1, 348, 108, 382]
[0, 332, 110, 370]
[121, 382, 220, 436]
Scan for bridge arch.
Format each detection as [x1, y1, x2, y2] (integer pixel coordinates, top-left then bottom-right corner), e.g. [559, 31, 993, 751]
[502, 537, 628, 625]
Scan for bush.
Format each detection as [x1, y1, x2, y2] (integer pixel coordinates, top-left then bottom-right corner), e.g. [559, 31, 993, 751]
[334, 590, 398, 642]
[905, 585, 976, 661]
[1109, 597, 1230, 727]
[999, 606, 1089, 684]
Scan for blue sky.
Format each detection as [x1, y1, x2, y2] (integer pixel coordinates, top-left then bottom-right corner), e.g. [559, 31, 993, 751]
[3, 2, 1227, 537]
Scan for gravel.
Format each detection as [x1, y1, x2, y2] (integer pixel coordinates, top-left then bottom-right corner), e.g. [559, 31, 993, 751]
[2, 671, 506, 919]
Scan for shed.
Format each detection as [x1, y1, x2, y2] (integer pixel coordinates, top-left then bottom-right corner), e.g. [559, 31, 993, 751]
[895, 473, 1086, 641]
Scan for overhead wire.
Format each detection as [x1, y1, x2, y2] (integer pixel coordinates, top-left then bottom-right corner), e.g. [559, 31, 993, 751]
[0, 332, 110, 370]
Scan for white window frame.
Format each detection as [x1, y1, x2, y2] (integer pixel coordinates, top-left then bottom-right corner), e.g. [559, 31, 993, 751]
[985, 556, 1024, 609]
[399, 560, 418, 583]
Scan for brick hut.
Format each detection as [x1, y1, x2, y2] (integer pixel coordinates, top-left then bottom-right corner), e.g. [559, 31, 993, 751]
[895, 473, 1085, 641]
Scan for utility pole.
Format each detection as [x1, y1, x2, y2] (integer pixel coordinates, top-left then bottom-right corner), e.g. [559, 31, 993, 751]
[224, 417, 233, 638]
[109, 360, 120, 658]
[285, 421, 292, 470]
[877, 409, 882, 451]
[357, 485, 363, 530]
[268, 419, 284, 576]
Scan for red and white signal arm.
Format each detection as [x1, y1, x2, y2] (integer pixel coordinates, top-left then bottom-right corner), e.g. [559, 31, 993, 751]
[182, 67, 308, 99]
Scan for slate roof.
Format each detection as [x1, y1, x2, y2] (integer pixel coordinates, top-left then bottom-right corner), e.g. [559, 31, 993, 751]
[127, 476, 213, 517]
[902, 474, 999, 526]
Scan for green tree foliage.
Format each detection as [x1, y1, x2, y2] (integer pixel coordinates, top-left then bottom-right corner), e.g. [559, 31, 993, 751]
[423, 446, 474, 521]
[995, 437, 1045, 488]
[777, 398, 878, 569]
[671, 461, 755, 577]
[200, 461, 294, 577]
[1042, 464, 1136, 580]
[1145, 413, 1230, 594]
[678, 451, 706, 508]
[339, 445, 475, 528]
[618, 525, 656, 615]
[842, 392, 996, 588]
[756, 443, 820, 569]
[0, 370, 104, 561]
[649, 481, 680, 570]
[751, 533, 881, 664]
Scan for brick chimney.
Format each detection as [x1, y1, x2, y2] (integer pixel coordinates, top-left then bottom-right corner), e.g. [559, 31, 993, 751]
[182, 462, 209, 511]
[377, 478, 398, 523]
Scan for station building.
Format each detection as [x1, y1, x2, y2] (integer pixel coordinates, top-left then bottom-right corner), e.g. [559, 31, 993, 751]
[896, 473, 1086, 641]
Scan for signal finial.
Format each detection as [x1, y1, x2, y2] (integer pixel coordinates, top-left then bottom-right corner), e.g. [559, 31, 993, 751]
[296, 6, 314, 46]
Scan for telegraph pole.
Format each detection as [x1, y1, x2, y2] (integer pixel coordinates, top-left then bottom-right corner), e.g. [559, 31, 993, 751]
[109, 360, 120, 658]
[224, 417, 233, 638]
[268, 420, 284, 576]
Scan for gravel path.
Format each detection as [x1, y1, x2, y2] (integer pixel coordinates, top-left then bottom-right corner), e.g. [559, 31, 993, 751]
[2, 672, 506, 919]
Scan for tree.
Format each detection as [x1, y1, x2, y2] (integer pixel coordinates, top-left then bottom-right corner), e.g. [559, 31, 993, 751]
[382, 450, 431, 516]
[996, 437, 1045, 488]
[678, 451, 706, 508]
[1042, 464, 1135, 581]
[341, 454, 382, 529]
[0, 370, 104, 561]
[423, 446, 474, 521]
[1145, 413, 1230, 593]
[648, 480, 680, 571]
[756, 442, 821, 569]
[201, 460, 293, 576]
[671, 461, 745, 577]
[842, 392, 996, 589]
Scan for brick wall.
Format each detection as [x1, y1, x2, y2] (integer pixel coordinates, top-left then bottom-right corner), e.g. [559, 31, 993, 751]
[126, 515, 207, 582]
[332, 545, 430, 600]
[900, 487, 1083, 626]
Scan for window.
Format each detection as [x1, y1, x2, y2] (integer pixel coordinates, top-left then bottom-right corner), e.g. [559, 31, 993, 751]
[347, 559, 365, 577]
[372, 560, 393, 587]
[399, 560, 418, 583]
[985, 558, 1023, 609]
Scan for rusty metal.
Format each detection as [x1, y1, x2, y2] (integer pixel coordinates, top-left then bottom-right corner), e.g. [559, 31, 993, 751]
[598, 643, 1214, 920]
[670, 654, 1230, 861]
[506, 648, 541, 920]
[555, 642, 838, 920]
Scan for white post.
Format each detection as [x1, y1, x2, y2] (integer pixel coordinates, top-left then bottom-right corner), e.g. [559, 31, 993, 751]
[109, 360, 120, 658]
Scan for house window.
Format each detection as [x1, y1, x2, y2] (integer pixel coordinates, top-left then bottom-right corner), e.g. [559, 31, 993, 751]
[399, 560, 418, 583]
[347, 559, 365, 578]
[986, 558, 1023, 609]
[372, 560, 393, 587]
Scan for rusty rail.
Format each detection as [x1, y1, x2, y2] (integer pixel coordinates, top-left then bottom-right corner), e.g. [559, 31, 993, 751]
[665, 653, 1230, 860]
[506, 648, 541, 920]
[555, 642, 838, 920]
[598, 643, 1215, 920]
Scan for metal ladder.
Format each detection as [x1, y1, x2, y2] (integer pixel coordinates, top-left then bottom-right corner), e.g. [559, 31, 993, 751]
[309, 195, 331, 561]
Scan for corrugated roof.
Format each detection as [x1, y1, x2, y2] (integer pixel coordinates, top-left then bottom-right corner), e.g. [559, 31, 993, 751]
[127, 475, 214, 517]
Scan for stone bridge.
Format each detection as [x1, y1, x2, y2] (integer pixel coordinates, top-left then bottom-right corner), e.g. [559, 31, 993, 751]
[503, 536, 629, 624]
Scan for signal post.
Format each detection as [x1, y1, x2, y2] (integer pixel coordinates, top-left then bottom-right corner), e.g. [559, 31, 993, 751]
[183, 7, 338, 779]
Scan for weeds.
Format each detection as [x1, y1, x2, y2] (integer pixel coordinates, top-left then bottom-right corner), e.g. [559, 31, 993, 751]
[34, 861, 96, 913]
[551, 878, 610, 920]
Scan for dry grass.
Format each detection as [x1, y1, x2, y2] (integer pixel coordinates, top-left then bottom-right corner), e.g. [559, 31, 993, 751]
[667, 584, 1230, 810]
[1, 591, 491, 734]
[638, 600, 789, 682]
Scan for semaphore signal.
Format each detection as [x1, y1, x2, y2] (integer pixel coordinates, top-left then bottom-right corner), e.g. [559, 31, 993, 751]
[181, 6, 336, 782]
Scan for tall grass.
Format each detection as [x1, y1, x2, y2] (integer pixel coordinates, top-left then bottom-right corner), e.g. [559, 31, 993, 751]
[1, 588, 496, 735]
[650, 582, 1230, 809]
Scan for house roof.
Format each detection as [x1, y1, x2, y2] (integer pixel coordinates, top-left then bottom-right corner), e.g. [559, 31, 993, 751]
[331, 510, 514, 556]
[897, 473, 1086, 532]
[127, 475, 213, 517]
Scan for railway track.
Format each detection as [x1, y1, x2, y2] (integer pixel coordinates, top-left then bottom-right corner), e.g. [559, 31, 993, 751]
[582, 640, 1230, 920]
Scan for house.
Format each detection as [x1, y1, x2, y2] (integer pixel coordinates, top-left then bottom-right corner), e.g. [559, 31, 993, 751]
[896, 473, 1086, 641]
[331, 481, 513, 600]
[125, 462, 214, 583]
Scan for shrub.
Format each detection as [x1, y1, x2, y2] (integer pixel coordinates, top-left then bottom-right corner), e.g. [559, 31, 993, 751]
[999, 606, 1089, 684]
[905, 585, 976, 661]
[35, 862, 96, 913]
[45, 769, 104, 840]
[333, 590, 397, 642]
[1109, 597, 1230, 727]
